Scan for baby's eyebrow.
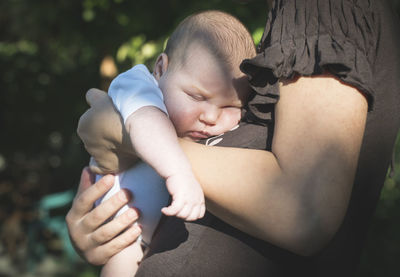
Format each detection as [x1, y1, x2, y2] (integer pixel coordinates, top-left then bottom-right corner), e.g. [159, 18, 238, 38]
[191, 85, 211, 98]
[222, 98, 243, 108]
[230, 100, 243, 108]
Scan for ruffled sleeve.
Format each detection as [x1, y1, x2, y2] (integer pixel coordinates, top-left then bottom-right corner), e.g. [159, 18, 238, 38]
[241, 0, 377, 122]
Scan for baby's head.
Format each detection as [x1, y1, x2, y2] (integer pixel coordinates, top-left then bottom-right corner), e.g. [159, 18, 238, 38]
[163, 10, 256, 77]
[153, 10, 256, 141]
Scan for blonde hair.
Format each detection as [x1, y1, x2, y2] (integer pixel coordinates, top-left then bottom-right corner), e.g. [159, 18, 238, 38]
[164, 10, 256, 72]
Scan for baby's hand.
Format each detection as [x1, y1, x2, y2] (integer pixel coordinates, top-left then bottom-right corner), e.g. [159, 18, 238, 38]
[161, 172, 206, 221]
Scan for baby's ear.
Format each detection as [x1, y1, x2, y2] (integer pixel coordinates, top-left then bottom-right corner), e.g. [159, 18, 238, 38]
[153, 53, 169, 80]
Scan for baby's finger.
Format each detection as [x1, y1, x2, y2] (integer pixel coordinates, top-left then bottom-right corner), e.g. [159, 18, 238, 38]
[175, 203, 192, 220]
[185, 205, 201, 221]
[161, 199, 184, 216]
[199, 203, 206, 218]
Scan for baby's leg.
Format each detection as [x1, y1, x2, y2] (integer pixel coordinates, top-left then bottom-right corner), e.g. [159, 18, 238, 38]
[100, 240, 144, 277]
[98, 163, 168, 276]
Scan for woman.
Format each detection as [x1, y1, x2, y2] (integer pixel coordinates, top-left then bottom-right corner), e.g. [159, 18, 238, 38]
[66, 0, 400, 276]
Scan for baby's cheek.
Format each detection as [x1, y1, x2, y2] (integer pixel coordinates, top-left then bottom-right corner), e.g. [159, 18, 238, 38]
[222, 108, 241, 125]
[169, 114, 186, 135]
[209, 109, 241, 135]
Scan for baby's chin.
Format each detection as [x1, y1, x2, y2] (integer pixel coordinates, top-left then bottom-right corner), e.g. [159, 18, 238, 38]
[181, 135, 202, 142]
[181, 136, 196, 141]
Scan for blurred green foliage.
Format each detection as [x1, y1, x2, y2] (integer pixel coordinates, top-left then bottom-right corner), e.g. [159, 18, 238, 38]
[357, 133, 400, 277]
[0, 0, 268, 275]
[0, 0, 399, 276]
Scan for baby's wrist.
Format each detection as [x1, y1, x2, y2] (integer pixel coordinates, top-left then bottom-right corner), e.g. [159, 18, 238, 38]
[166, 168, 196, 181]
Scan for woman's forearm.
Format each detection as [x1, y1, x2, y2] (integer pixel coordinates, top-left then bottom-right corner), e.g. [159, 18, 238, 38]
[179, 141, 316, 254]
[180, 75, 368, 256]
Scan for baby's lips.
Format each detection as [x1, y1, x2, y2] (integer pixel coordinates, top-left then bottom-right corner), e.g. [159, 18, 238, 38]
[186, 131, 210, 140]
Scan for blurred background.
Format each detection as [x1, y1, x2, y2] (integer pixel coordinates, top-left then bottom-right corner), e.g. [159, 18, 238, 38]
[0, 0, 399, 276]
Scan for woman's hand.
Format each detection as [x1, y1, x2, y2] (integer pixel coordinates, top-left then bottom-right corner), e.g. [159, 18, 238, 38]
[77, 89, 137, 174]
[66, 167, 141, 265]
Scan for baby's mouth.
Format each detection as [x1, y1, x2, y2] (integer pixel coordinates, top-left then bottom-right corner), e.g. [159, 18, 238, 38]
[186, 131, 210, 140]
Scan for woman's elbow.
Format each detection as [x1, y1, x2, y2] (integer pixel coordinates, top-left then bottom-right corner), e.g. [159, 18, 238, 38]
[286, 214, 341, 257]
[255, 207, 341, 257]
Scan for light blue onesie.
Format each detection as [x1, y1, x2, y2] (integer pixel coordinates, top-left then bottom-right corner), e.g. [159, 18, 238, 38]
[95, 64, 170, 245]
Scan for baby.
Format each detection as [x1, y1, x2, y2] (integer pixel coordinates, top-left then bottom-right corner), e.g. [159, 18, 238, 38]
[79, 10, 256, 276]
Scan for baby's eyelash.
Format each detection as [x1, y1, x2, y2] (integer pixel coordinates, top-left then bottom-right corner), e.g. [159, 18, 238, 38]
[223, 105, 242, 109]
[187, 93, 205, 101]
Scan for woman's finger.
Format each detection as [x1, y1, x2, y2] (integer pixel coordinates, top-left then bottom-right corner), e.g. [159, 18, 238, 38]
[76, 167, 94, 197]
[94, 224, 142, 264]
[85, 88, 108, 107]
[82, 188, 131, 230]
[73, 174, 115, 218]
[66, 167, 97, 224]
[91, 208, 139, 245]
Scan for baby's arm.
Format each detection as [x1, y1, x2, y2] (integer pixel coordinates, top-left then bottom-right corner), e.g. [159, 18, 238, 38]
[125, 106, 205, 221]
[109, 65, 205, 221]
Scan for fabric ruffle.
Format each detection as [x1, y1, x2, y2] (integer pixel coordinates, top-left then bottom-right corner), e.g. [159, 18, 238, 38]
[241, 0, 377, 122]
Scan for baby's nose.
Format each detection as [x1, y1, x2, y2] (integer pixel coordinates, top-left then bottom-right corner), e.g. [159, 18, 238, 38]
[200, 106, 220, 125]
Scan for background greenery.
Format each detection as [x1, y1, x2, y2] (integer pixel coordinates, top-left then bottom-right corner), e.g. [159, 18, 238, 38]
[0, 0, 399, 276]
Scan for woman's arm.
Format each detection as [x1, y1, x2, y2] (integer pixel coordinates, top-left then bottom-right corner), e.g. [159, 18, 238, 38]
[75, 74, 368, 256]
[181, 73, 367, 255]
